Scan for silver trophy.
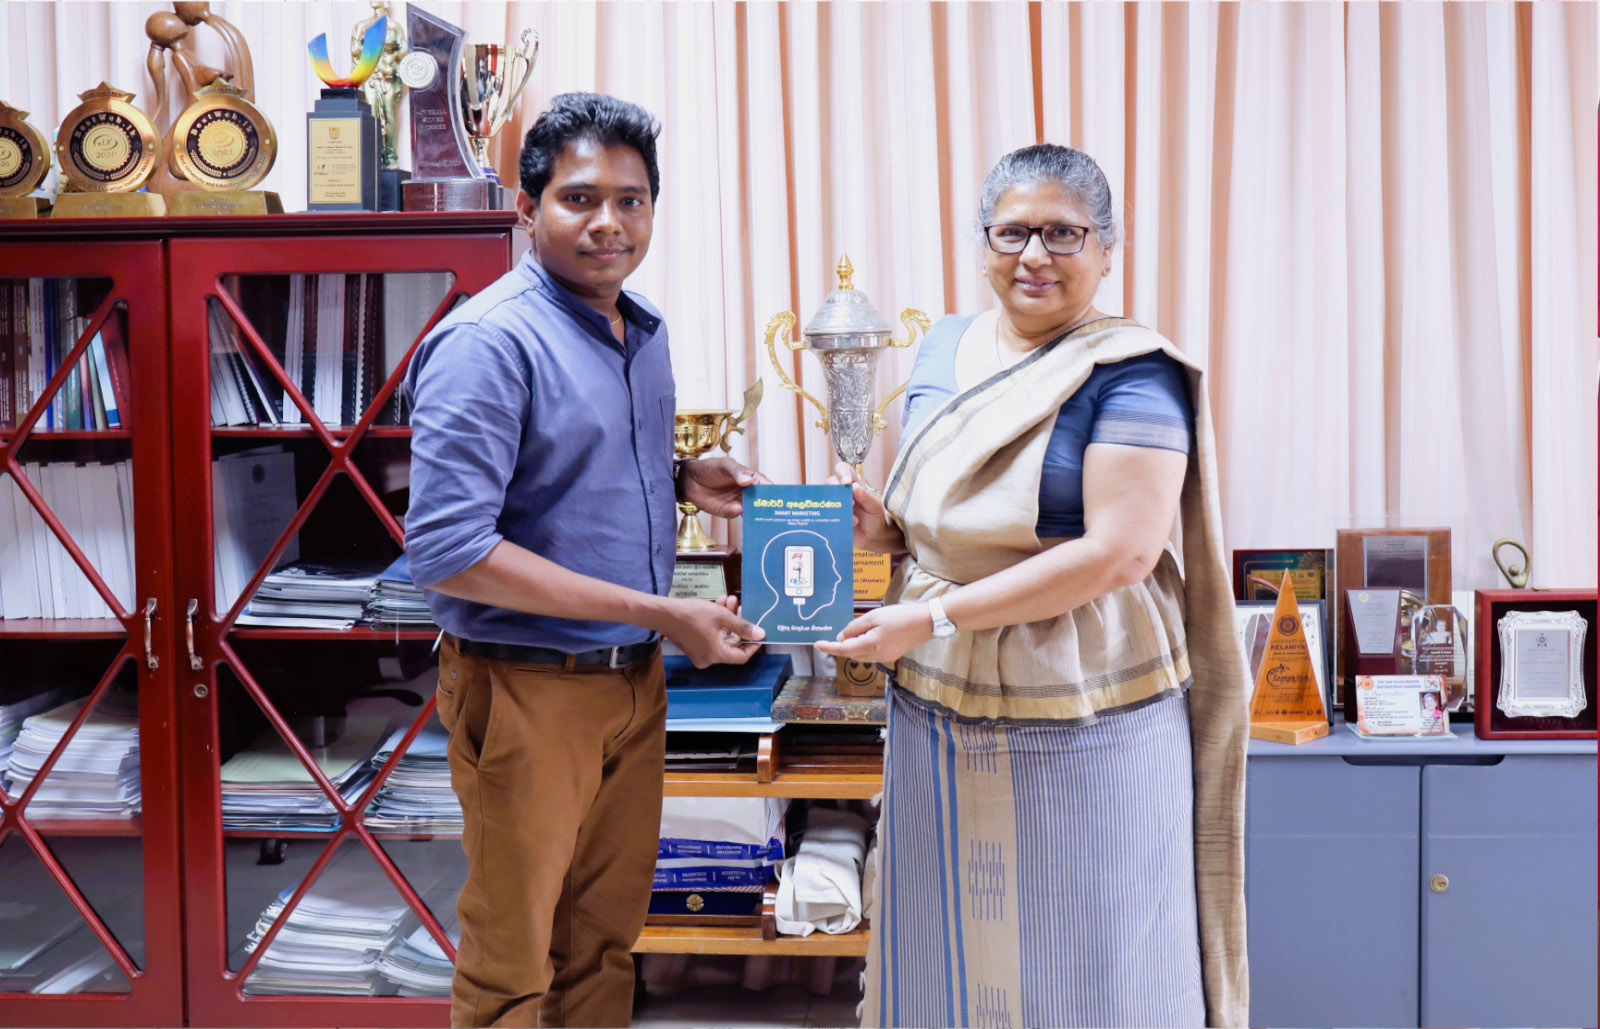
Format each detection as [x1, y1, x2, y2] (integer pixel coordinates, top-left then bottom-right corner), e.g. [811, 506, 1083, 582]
[764, 255, 929, 483]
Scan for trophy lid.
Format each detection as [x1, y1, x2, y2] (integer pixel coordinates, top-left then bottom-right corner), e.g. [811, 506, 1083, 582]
[801, 254, 894, 340]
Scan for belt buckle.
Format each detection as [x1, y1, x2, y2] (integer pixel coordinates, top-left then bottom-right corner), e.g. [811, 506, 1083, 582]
[608, 646, 627, 670]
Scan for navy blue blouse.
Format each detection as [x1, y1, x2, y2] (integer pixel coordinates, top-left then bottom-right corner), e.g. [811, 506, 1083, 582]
[899, 315, 1192, 538]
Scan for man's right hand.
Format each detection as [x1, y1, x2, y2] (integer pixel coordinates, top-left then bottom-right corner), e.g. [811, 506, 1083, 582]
[830, 462, 906, 554]
[659, 596, 765, 668]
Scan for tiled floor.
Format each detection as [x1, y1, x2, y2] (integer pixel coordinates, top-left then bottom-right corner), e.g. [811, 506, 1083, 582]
[633, 982, 861, 1028]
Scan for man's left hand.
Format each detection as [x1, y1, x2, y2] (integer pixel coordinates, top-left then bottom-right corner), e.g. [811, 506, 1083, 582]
[814, 603, 934, 665]
[680, 457, 771, 518]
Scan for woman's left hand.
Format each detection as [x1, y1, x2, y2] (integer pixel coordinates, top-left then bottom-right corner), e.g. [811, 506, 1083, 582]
[815, 603, 933, 665]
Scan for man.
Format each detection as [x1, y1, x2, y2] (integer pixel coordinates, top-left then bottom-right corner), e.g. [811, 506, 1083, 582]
[405, 92, 764, 1028]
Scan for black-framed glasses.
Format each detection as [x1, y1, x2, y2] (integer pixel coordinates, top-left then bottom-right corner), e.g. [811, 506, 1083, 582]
[983, 223, 1091, 256]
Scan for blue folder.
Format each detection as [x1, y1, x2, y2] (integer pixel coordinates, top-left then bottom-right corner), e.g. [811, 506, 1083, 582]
[664, 652, 792, 720]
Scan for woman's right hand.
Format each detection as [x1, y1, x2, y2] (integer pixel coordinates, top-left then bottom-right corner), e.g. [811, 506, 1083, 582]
[830, 462, 906, 554]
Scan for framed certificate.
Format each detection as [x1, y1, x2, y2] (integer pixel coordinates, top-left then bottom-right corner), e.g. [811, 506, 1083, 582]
[1474, 589, 1597, 740]
[1350, 674, 1452, 738]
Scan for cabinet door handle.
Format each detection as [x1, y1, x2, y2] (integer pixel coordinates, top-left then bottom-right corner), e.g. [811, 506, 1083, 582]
[143, 598, 159, 669]
[185, 599, 203, 670]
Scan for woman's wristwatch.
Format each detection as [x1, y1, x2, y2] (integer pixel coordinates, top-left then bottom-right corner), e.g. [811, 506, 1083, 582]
[928, 595, 958, 638]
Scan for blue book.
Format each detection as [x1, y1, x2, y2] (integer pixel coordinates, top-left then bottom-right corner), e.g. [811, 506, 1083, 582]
[740, 484, 854, 644]
[664, 651, 792, 720]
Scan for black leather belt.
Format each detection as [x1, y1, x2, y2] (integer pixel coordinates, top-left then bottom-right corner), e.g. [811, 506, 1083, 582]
[446, 634, 658, 670]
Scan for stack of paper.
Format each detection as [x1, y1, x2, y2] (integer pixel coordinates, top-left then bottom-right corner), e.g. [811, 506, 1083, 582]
[220, 717, 390, 830]
[237, 560, 386, 629]
[363, 716, 460, 834]
[364, 554, 433, 629]
[3, 692, 140, 819]
[0, 687, 71, 779]
[0, 461, 136, 619]
[655, 797, 788, 892]
[243, 862, 410, 996]
[377, 922, 457, 997]
[212, 447, 299, 614]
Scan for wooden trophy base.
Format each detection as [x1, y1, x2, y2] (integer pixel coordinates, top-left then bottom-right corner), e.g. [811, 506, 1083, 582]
[403, 178, 507, 212]
[1250, 719, 1330, 745]
[671, 546, 738, 601]
[52, 192, 167, 218]
[0, 196, 50, 219]
[168, 191, 284, 216]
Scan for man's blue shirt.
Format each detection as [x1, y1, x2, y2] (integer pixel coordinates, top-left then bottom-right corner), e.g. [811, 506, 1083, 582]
[404, 251, 676, 649]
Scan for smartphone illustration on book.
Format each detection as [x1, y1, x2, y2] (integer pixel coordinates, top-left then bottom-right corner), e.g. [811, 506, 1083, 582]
[785, 545, 815, 603]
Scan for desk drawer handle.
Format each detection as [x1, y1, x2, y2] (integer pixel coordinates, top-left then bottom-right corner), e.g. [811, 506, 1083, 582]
[1429, 874, 1449, 893]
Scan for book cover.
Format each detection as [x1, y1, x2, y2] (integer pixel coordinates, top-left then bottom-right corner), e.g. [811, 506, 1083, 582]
[740, 484, 853, 644]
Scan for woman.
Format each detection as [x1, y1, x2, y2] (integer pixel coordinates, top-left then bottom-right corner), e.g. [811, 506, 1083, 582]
[817, 144, 1249, 1028]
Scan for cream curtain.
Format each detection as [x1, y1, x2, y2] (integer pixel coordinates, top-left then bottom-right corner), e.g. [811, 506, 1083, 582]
[5, 1, 1594, 589]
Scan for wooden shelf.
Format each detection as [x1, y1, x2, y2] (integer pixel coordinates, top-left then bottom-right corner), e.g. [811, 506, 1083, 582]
[24, 815, 144, 837]
[0, 210, 517, 242]
[0, 429, 134, 443]
[634, 924, 870, 956]
[0, 617, 127, 638]
[227, 627, 438, 641]
[212, 426, 411, 439]
[662, 769, 881, 799]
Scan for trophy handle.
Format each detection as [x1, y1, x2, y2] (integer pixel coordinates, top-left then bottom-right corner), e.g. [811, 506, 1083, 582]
[719, 380, 765, 452]
[890, 306, 931, 348]
[762, 311, 830, 434]
[1492, 537, 1530, 589]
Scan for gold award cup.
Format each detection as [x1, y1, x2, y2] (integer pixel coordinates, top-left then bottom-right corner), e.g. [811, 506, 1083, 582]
[460, 28, 539, 182]
[674, 381, 763, 553]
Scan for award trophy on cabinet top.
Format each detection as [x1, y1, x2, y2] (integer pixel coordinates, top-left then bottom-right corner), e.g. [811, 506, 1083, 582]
[53, 83, 165, 218]
[671, 382, 763, 601]
[399, 4, 531, 211]
[0, 101, 52, 218]
[164, 81, 280, 215]
[461, 28, 540, 184]
[352, 1, 409, 211]
[306, 15, 386, 212]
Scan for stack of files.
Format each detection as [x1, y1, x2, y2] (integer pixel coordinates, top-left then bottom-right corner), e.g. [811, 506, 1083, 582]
[236, 559, 386, 629]
[0, 278, 132, 432]
[3, 691, 140, 820]
[212, 447, 298, 613]
[242, 861, 409, 996]
[0, 460, 136, 619]
[219, 716, 391, 830]
[208, 299, 281, 427]
[363, 715, 459, 833]
[277, 273, 383, 428]
[654, 796, 788, 892]
[0, 687, 72, 779]
[377, 921, 458, 997]
[363, 554, 433, 629]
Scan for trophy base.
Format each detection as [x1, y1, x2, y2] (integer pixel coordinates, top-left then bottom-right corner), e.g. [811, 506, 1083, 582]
[1249, 719, 1331, 745]
[168, 191, 284, 216]
[0, 196, 50, 219]
[403, 178, 507, 212]
[307, 90, 380, 213]
[379, 169, 411, 212]
[671, 547, 739, 601]
[52, 192, 167, 218]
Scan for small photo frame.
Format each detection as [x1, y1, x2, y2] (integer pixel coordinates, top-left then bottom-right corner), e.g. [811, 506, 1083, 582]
[1232, 548, 1331, 603]
[1350, 674, 1452, 738]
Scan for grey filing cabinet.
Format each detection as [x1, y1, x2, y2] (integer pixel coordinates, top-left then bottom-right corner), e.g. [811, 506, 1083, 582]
[1245, 729, 1597, 1028]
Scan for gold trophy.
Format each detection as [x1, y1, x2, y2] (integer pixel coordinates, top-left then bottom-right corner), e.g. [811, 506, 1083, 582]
[0, 101, 52, 217]
[165, 81, 280, 214]
[670, 382, 762, 600]
[352, 1, 409, 209]
[53, 83, 165, 218]
[460, 28, 540, 183]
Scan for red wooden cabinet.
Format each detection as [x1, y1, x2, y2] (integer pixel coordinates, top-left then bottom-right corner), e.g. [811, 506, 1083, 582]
[0, 232, 183, 1026]
[0, 213, 513, 1028]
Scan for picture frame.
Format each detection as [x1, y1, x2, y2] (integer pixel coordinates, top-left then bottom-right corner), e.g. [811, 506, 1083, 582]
[1232, 548, 1332, 603]
[1473, 589, 1597, 740]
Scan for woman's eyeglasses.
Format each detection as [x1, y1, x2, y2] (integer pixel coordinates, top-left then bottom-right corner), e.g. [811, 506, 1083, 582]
[983, 223, 1091, 256]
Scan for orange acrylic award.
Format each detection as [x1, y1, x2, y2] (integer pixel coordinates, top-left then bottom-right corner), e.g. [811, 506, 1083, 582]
[1248, 571, 1331, 744]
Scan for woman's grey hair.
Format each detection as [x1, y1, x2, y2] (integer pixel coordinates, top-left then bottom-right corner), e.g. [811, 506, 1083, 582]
[976, 144, 1118, 249]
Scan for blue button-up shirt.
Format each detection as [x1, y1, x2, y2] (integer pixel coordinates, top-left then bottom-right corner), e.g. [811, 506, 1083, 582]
[404, 252, 677, 650]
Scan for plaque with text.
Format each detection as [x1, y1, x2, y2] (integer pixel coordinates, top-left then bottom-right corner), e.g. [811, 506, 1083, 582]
[1473, 589, 1597, 740]
[1496, 610, 1587, 719]
[1333, 527, 1451, 700]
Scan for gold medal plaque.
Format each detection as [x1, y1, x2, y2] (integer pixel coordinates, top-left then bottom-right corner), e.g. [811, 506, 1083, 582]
[171, 82, 276, 192]
[0, 100, 51, 217]
[56, 83, 159, 193]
